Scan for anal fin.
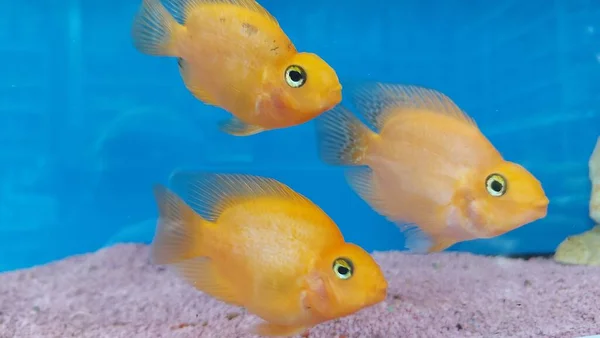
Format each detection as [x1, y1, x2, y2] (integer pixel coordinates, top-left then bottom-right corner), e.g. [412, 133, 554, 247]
[401, 224, 433, 254]
[219, 116, 265, 136]
[401, 224, 456, 253]
[178, 58, 218, 106]
[172, 256, 242, 306]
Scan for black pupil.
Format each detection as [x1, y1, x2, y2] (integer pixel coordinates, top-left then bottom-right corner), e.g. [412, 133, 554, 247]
[337, 265, 349, 275]
[289, 70, 302, 82]
[490, 180, 503, 192]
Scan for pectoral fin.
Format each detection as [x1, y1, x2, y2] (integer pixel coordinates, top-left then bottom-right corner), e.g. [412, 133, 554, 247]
[219, 117, 265, 136]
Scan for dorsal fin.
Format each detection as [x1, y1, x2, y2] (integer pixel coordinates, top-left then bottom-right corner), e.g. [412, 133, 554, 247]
[168, 171, 314, 221]
[164, 0, 278, 25]
[351, 82, 476, 132]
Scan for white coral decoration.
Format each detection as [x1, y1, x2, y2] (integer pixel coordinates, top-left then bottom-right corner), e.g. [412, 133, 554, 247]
[590, 137, 600, 224]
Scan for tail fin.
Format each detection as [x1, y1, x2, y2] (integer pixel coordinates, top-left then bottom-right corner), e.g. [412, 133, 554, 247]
[314, 105, 376, 166]
[131, 0, 181, 56]
[151, 184, 207, 265]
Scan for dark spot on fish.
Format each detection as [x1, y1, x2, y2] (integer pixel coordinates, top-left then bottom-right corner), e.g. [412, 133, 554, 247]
[177, 58, 184, 69]
[225, 312, 240, 320]
[219, 17, 226, 23]
[456, 323, 463, 330]
[524, 279, 532, 287]
[242, 22, 258, 36]
[270, 46, 279, 52]
[392, 294, 401, 300]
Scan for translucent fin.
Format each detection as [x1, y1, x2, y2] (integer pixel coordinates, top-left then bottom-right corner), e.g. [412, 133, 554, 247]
[172, 256, 242, 306]
[178, 58, 218, 106]
[218, 116, 265, 136]
[314, 105, 376, 166]
[131, 0, 181, 56]
[351, 82, 476, 132]
[168, 171, 314, 221]
[400, 224, 456, 253]
[251, 322, 307, 337]
[401, 224, 434, 253]
[345, 166, 377, 205]
[151, 184, 207, 265]
[163, 0, 279, 25]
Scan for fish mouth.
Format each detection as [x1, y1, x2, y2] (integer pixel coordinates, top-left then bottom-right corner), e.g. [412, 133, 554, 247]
[369, 279, 388, 304]
[321, 85, 342, 109]
[331, 84, 343, 92]
[531, 198, 550, 216]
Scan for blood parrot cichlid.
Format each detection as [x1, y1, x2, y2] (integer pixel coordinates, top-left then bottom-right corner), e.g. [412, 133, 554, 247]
[151, 172, 387, 336]
[131, 0, 342, 136]
[315, 82, 549, 253]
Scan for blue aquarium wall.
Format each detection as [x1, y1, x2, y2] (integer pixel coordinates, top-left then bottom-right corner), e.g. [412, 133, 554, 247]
[0, 0, 599, 272]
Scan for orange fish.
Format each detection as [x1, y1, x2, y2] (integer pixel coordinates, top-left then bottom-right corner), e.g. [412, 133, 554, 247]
[315, 82, 549, 253]
[151, 172, 387, 336]
[131, 0, 342, 136]
[590, 136, 600, 223]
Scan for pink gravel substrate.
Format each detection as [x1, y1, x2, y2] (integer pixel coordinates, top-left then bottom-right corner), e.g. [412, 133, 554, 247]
[0, 244, 599, 338]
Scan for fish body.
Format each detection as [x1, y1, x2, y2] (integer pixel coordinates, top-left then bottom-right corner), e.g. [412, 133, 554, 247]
[590, 137, 600, 223]
[315, 82, 549, 253]
[131, 0, 342, 136]
[151, 172, 387, 336]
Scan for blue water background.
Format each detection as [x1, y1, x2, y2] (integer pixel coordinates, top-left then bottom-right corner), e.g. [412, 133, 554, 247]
[1, 0, 599, 272]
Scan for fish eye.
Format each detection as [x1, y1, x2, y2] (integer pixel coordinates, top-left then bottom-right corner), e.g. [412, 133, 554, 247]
[332, 257, 353, 280]
[485, 173, 507, 197]
[284, 65, 306, 88]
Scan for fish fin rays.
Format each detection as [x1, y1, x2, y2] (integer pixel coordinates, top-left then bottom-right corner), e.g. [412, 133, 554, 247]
[219, 116, 265, 136]
[351, 82, 477, 131]
[151, 184, 207, 265]
[398, 223, 433, 253]
[131, 0, 182, 56]
[314, 105, 375, 166]
[163, 0, 279, 25]
[172, 256, 242, 305]
[399, 222, 456, 253]
[168, 171, 315, 221]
